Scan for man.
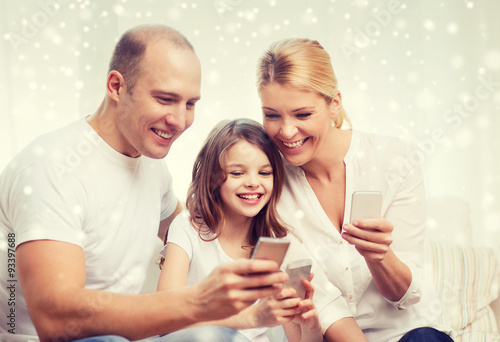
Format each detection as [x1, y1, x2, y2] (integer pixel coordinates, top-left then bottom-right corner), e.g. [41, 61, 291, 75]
[0, 24, 286, 342]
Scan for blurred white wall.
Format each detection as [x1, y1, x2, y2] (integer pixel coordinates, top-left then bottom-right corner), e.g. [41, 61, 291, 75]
[1, 0, 499, 245]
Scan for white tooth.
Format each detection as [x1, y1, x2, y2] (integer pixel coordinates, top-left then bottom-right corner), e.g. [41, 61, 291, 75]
[284, 139, 305, 148]
[240, 194, 259, 200]
[154, 129, 173, 139]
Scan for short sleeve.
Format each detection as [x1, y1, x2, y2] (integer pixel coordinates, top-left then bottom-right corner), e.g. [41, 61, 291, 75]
[160, 162, 178, 221]
[6, 161, 86, 248]
[162, 212, 194, 260]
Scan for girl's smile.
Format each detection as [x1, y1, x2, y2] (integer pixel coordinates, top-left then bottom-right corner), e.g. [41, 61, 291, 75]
[220, 140, 274, 223]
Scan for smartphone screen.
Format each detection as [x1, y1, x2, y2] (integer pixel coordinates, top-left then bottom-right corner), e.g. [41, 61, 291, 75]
[284, 258, 312, 299]
[349, 191, 383, 222]
[250, 237, 290, 267]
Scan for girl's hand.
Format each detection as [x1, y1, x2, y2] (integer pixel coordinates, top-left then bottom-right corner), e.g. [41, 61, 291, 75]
[341, 218, 394, 262]
[292, 275, 320, 331]
[252, 286, 302, 328]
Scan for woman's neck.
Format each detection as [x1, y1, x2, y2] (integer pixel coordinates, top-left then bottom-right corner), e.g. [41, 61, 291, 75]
[300, 128, 352, 182]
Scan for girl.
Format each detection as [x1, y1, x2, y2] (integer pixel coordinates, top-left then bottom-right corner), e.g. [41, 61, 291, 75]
[157, 119, 322, 342]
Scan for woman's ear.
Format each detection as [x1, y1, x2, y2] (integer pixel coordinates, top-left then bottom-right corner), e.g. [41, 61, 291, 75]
[329, 91, 342, 121]
[106, 70, 125, 102]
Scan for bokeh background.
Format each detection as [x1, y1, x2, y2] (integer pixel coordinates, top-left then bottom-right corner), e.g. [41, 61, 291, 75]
[1, 0, 499, 245]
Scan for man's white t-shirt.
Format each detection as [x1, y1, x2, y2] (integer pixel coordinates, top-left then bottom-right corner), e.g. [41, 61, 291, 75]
[0, 117, 177, 340]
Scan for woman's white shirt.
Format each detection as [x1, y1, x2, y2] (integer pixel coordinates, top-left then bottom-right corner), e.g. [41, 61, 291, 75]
[277, 129, 447, 342]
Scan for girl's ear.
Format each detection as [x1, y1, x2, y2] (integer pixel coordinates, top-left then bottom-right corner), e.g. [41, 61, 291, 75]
[329, 91, 342, 121]
[106, 70, 126, 102]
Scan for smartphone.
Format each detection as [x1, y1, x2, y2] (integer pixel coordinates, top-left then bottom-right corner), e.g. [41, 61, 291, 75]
[284, 258, 313, 299]
[349, 191, 383, 223]
[250, 237, 290, 267]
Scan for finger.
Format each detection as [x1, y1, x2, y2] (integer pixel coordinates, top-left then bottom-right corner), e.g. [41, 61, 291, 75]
[222, 259, 281, 275]
[301, 309, 318, 320]
[342, 226, 392, 247]
[302, 279, 315, 300]
[277, 286, 297, 300]
[241, 271, 289, 290]
[234, 284, 284, 304]
[353, 218, 394, 233]
[274, 297, 302, 309]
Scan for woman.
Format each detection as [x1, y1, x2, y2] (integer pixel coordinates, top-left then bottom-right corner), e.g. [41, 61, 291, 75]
[256, 38, 453, 342]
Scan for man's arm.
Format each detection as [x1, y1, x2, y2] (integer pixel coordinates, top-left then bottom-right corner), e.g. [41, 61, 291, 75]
[158, 200, 184, 240]
[17, 240, 287, 342]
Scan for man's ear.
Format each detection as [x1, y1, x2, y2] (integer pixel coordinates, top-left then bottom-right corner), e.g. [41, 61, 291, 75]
[106, 70, 126, 102]
[329, 91, 342, 120]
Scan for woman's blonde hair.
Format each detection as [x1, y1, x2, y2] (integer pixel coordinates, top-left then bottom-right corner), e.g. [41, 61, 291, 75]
[257, 38, 350, 128]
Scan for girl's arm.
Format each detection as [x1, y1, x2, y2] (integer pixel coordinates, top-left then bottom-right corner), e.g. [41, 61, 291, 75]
[158, 245, 300, 330]
[157, 242, 190, 290]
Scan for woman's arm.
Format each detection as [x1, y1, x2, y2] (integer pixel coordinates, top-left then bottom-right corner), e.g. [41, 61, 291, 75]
[324, 317, 368, 342]
[341, 219, 412, 301]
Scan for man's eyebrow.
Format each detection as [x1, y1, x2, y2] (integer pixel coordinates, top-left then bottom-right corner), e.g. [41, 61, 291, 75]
[152, 90, 200, 101]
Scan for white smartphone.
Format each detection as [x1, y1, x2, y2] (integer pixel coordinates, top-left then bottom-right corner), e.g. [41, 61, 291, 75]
[250, 237, 290, 267]
[349, 191, 383, 223]
[284, 258, 313, 299]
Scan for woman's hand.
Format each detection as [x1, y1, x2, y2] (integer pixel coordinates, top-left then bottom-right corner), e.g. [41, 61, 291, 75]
[341, 218, 394, 262]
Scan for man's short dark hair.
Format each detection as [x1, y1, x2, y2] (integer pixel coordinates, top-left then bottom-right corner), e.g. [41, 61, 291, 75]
[108, 24, 194, 93]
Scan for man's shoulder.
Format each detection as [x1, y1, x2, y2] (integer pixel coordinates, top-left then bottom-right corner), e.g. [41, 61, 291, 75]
[2, 119, 85, 177]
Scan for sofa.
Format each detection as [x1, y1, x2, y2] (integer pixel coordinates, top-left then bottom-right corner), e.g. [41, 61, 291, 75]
[142, 196, 500, 341]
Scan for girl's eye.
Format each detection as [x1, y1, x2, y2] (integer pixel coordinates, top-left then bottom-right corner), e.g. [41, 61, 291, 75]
[230, 171, 243, 176]
[259, 171, 272, 176]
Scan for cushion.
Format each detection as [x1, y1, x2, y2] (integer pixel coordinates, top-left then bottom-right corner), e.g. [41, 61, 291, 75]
[425, 240, 500, 341]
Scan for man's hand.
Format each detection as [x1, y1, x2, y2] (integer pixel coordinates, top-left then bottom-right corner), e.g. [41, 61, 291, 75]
[192, 259, 289, 321]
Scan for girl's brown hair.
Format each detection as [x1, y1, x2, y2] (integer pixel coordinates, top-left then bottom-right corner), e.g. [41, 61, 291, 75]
[159, 119, 288, 269]
[257, 37, 351, 128]
[186, 118, 288, 246]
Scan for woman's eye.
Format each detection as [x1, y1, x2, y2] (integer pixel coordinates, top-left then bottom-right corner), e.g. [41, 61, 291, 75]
[296, 113, 311, 118]
[264, 113, 280, 119]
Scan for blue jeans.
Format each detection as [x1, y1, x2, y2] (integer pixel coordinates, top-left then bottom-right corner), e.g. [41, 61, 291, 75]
[399, 327, 454, 342]
[71, 326, 250, 342]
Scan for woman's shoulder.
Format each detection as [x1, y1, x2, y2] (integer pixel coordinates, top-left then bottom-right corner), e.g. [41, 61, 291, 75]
[352, 129, 413, 159]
